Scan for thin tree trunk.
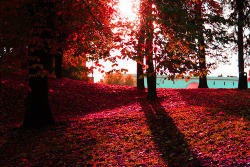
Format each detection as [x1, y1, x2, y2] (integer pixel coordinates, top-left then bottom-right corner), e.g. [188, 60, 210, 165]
[0, 48, 3, 88]
[0, 73, 1, 88]
[55, 48, 63, 78]
[137, 60, 145, 89]
[237, 0, 247, 89]
[137, 28, 145, 89]
[145, 0, 157, 99]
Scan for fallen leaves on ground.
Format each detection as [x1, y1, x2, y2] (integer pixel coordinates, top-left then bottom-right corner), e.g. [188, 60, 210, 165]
[0, 71, 249, 166]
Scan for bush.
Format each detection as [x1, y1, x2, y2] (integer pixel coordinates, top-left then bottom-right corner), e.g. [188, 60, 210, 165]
[100, 72, 136, 86]
[62, 56, 90, 82]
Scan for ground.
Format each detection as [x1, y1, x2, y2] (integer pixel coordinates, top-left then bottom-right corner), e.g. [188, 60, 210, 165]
[0, 71, 249, 166]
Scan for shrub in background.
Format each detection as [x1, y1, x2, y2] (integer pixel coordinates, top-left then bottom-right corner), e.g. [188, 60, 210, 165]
[100, 72, 136, 86]
[62, 56, 90, 82]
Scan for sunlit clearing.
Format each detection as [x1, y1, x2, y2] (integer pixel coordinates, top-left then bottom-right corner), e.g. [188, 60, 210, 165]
[118, 0, 139, 22]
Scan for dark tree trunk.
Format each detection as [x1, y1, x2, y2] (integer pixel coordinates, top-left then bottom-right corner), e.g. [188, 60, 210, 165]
[0, 48, 5, 88]
[22, 44, 55, 128]
[237, 0, 247, 89]
[22, 1, 55, 128]
[198, 75, 208, 88]
[145, 0, 157, 99]
[22, 76, 55, 128]
[196, 1, 208, 88]
[137, 60, 145, 89]
[198, 39, 208, 88]
[55, 48, 63, 78]
[146, 59, 157, 99]
[0, 50, 2, 88]
[0, 69, 1, 88]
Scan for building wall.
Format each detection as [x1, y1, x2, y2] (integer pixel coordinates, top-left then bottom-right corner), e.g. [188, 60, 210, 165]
[133, 74, 249, 89]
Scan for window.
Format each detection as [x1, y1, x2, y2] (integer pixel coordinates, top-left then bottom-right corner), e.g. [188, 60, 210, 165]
[233, 82, 234, 86]
[224, 82, 225, 85]
[213, 81, 215, 85]
[162, 80, 164, 84]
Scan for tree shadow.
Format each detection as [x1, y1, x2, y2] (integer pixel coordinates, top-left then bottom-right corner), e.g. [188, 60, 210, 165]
[175, 89, 250, 120]
[48, 77, 148, 121]
[138, 97, 201, 166]
[1, 71, 148, 127]
[0, 122, 96, 166]
[1, 72, 149, 166]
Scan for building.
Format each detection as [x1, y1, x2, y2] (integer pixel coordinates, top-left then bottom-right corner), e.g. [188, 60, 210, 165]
[131, 74, 249, 89]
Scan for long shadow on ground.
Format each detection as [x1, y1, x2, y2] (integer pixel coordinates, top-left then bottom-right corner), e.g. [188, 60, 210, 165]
[0, 122, 97, 166]
[138, 97, 201, 167]
[175, 89, 250, 120]
[1, 72, 148, 166]
[48, 77, 148, 121]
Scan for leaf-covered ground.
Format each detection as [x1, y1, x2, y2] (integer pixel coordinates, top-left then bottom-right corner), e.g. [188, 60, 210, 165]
[1, 71, 249, 167]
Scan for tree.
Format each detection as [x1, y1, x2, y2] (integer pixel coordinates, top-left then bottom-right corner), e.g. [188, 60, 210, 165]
[1, 0, 115, 128]
[221, 0, 249, 89]
[145, 0, 157, 99]
[154, 0, 228, 89]
[195, 0, 209, 88]
[136, 26, 145, 89]
[134, 0, 157, 98]
[154, 0, 200, 82]
[62, 55, 90, 81]
[55, 48, 63, 78]
[236, 0, 249, 89]
[22, 1, 57, 128]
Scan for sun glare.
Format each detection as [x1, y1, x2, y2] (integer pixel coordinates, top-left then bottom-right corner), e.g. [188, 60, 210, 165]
[118, 0, 139, 21]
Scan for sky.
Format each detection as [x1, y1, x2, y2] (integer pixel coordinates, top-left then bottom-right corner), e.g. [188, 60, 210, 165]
[87, 0, 249, 83]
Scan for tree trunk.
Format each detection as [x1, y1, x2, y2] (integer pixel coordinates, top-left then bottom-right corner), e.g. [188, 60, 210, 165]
[196, 1, 208, 88]
[146, 59, 157, 99]
[22, 76, 55, 128]
[0, 47, 5, 88]
[237, 0, 247, 89]
[137, 28, 145, 89]
[137, 60, 145, 89]
[22, 1, 55, 128]
[145, 0, 157, 99]
[55, 48, 63, 78]
[0, 50, 2, 88]
[198, 39, 208, 88]
[22, 44, 55, 128]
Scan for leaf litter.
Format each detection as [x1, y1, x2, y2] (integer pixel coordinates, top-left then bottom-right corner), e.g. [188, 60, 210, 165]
[0, 71, 249, 166]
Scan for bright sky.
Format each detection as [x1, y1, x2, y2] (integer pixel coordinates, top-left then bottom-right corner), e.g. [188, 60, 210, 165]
[118, 0, 138, 21]
[87, 0, 249, 83]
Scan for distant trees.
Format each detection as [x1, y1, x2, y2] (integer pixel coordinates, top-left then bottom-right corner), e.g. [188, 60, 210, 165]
[100, 72, 136, 86]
